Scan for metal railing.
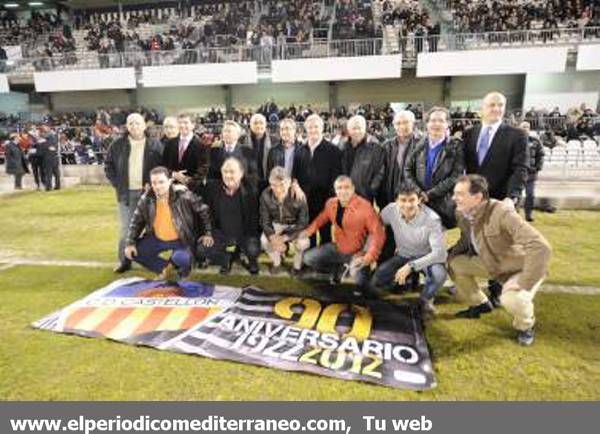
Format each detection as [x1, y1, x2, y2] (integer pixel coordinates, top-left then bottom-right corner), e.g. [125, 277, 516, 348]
[2, 26, 599, 75]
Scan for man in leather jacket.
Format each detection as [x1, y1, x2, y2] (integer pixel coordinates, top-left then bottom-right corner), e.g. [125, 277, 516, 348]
[339, 115, 385, 203]
[124, 166, 212, 281]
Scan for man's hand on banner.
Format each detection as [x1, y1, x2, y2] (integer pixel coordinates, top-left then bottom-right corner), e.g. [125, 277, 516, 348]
[124, 245, 137, 260]
[290, 180, 306, 202]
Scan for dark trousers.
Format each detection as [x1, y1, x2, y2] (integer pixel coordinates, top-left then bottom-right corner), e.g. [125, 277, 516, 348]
[370, 255, 447, 300]
[307, 195, 332, 248]
[303, 243, 370, 290]
[14, 173, 24, 189]
[196, 229, 260, 267]
[31, 161, 43, 188]
[117, 190, 143, 265]
[134, 234, 192, 277]
[525, 178, 536, 218]
[43, 164, 60, 190]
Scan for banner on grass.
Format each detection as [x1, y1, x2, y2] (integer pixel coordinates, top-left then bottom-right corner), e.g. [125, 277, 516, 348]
[33, 278, 436, 390]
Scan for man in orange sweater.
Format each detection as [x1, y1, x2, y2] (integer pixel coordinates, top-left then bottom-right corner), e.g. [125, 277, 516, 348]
[302, 175, 385, 293]
[124, 166, 212, 281]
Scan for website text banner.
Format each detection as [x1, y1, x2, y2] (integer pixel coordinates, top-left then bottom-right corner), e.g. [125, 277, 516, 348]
[141, 63, 258, 87]
[32, 279, 434, 390]
[2, 402, 598, 434]
[417, 47, 569, 77]
[0, 74, 8, 93]
[272, 55, 402, 82]
[33, 68, 137, 92]
[576, 44, 600, 71]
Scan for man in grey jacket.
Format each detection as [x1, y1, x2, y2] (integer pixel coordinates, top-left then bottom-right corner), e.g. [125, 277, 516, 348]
[370, 184, 447, 315]
[260, 166, 310, 275]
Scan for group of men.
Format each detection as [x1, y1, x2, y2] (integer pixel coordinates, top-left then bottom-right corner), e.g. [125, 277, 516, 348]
[4, 126, 61, 191]
[104, 91, 552, 346]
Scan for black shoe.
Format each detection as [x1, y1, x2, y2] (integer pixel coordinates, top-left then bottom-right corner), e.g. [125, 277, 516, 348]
[517, 328, 535, 346]
[290, 267, 303, 278]
[328, 266, 343, 285]
[455, 301, 494, 319]
[488, 280, 502, 308]
[526, 216, 534, 222]
[247, 260, 259, 275]
[113, 262, 131, 273]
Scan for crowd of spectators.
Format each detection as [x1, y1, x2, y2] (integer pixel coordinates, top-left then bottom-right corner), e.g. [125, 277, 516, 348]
[334, 0, 377, 39]
[447, 0, 599, 34]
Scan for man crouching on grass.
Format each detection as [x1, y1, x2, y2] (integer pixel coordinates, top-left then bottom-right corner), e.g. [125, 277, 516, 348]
[448, 174, 552, 346]
[124, 166, 212, 281]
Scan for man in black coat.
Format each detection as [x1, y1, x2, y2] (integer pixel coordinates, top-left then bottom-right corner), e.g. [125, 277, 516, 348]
[405, 107, 465, 229]
[4, 134, 29, 190]
[294, 114, 341, 248]
[208, 120, 258, 190]
[104, 113, 163, 273]
[520, 121, 545, 222]
[339, 115, 385, 203]
[198, 157, 261, 275]
[38, 126, 61, 191]
[378, 110, 422, 208]
[266, 118, 303, 178]
[462, 91, 529, 307]
[242, 113, 276, 191]
[162, 113, 209, 193]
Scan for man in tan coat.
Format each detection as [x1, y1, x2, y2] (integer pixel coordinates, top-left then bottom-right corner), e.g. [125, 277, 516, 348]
[448, 174, 552, 345]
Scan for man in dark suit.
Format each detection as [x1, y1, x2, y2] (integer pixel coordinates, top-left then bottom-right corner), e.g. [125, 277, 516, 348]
[462, 91, 529, 307]
[162, 113, 209, 193]
[378, 110, 422, 208]
[208, 120, 258, 190]
[294, 114, 341, 248]
[243, 113, 276, 191]
[463, 92, 528, 203]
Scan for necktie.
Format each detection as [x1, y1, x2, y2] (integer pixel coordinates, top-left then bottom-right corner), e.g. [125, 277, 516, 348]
[178, 138, 187, 162]
[477, 126, 491, 166]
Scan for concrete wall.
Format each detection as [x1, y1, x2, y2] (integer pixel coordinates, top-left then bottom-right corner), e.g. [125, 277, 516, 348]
[523, 70, 600, 112]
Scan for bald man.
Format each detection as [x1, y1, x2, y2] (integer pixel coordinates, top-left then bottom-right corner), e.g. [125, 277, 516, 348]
[462, 92, 529, 307]
[105, 113, 163, 273]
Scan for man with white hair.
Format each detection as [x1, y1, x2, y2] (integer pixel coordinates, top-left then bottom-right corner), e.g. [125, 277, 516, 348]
[463, 91, 529, 307]
[208, 120, 258, 188]
[244, 112, 275, 190]
[379, 110, 422, 208]
[260, 166, 310, 275]
[266, 118, 302, 177]
[295, 113, 342, 248]
[161, 116, 179, 144]
[105, 112, 163, 273]
[198, 157, 261, 275]
[339, 114, 385, 203]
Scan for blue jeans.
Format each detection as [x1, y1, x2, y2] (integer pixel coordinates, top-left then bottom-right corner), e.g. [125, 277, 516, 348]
[370, 255, 447, 300]
[303, 243, 371, 290]
[133, 234, 192, 277]
[117, 190, 142, 264]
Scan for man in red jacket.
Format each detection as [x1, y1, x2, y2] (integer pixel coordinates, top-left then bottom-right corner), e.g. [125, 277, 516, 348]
[302, 175, 385, 293]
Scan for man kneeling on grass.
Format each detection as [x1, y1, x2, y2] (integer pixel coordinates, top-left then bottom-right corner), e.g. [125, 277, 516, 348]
[448, 174, 552, 346]
[124, 166, 212, 281]
[260, 166, 310, 275]
[302, 175, 385, 296]
[369, 184, 447, 316]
